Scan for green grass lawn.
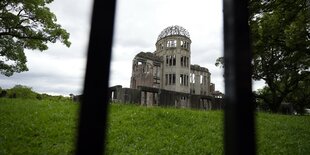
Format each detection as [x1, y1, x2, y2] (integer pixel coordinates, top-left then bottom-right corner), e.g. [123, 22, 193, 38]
[0, 98, 309, 154]
[0, 98, 78, 154]
[106, 103, 223, 154]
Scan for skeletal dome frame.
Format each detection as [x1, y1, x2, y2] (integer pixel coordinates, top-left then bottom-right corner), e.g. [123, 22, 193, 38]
[157, 25, 190, 41]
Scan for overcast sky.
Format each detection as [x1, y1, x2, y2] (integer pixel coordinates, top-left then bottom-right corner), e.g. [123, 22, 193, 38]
[0, 0, 264, 96]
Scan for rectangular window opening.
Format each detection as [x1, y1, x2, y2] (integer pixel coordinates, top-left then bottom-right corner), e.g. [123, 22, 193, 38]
[173, 55, 176, 66]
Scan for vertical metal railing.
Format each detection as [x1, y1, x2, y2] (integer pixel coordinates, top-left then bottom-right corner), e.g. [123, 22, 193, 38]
[223, 0, 256, 154]
[76, 0, 256, 154]
[75, 0, 116, 154]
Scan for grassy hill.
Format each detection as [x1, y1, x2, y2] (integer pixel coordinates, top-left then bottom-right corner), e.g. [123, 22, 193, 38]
[0, 98, 309, 154]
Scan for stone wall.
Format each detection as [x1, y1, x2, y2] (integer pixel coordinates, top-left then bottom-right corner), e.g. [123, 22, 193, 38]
[109, 85, 223, 110]
[190, 64, 211, 96]
[110, 85, 140, 104]
[130, 52, 162, 89]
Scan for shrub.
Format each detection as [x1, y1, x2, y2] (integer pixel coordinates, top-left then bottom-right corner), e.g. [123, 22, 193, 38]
[6, 85, 38, 99]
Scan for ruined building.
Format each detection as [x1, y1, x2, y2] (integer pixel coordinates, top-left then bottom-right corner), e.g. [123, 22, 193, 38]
[110, 25, 223, 109]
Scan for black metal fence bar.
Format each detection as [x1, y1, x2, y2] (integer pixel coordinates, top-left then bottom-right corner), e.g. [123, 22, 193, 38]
[75, 0, 116, 154]
[223, 0, 256, 154]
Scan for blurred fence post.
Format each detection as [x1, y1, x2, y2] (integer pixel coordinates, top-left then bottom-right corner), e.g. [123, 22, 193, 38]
[223, 0, 256, 154]
[75, 0, 116, 154]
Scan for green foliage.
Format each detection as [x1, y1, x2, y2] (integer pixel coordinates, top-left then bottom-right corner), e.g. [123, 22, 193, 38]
[285, 79, 310, 115]
[216, 0, 310, 113]
[0, 0, 71, 76]
[215, 57, 224, 68]
[1, 85, 71, 101]
[255, 78, 310, 114]
[36, 93, 71, 102]
[6, 84, 38, 99]
[250, 0, 310, 112]
[255, 86, 272, 111]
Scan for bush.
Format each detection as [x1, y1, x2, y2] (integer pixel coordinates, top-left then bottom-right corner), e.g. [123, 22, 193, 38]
[6, 85, 38, 99]
[1, 85, 72, 101]
[36, 93, 71, 102]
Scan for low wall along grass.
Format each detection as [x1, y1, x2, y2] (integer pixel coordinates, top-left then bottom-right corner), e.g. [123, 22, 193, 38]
[0, 98, 309, 154]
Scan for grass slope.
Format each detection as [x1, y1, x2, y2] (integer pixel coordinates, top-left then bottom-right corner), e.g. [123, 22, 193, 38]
[0, 98, 309, 154]
[257, 113, 310, 154]
[0, 99, 78, 154]
[106, 104, 223, 154]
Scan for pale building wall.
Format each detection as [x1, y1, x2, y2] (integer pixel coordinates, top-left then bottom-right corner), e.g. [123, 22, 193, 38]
[154, 35, 191, 93]
[130, 53, 162, 89]
[190, 65, 211, 95]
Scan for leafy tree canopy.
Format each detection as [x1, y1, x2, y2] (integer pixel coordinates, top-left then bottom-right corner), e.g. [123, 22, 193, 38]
[216, 0, 310, 112]
[250, 0, 309, 112]
[0, 0, 71, 76]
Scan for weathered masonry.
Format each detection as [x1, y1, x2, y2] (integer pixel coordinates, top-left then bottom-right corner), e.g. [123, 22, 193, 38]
[111, 25, 223, 109]
[109, 85, 223, 110]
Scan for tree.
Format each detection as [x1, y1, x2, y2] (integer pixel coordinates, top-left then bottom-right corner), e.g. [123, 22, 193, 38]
[215, 57, 224, 68]
[216, 0, 310, 112]
[250, 0, 310, 112]
[0, 0, 71, 76]
[285, 77, 310, 115]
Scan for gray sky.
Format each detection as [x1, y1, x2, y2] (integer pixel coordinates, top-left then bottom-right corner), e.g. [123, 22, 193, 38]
[0, 0, 264, 96]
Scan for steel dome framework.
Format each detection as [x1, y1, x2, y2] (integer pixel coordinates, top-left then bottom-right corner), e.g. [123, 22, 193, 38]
[157, 25, 190, 41]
